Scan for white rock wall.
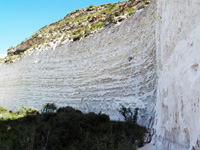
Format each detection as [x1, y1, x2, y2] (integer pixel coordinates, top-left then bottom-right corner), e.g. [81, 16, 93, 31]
[154, 0, 200, 149]
[0, 2, 156, 126]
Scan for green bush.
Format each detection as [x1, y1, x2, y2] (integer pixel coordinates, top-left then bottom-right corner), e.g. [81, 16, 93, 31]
[72, 27, 83, 35]
[0, 106, 8, 113]
[0, 105, 146, 150]
[119, 105, 139, 124]
[91, 21, 105, 31]
[138, 2, 146, 10]
[17, 104, 39, 115]
[41, 103, 57, 113]
[73, 33, 83, 41]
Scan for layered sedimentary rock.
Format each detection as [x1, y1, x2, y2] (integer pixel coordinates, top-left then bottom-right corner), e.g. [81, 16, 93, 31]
[0, 2, 156, 126]
[154, 0, 200, 149]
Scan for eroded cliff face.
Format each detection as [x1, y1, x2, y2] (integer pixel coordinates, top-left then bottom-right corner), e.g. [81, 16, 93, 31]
[154, 0, 200, 149]
[0, 2, 156, 126]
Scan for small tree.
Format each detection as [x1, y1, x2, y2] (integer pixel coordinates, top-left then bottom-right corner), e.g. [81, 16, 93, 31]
[133, 108, 139, 124]
[42, 103, 57, 113]
[119, 105, 139, 124]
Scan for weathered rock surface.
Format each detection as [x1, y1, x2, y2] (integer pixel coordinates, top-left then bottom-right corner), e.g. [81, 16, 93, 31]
[7, 37, 42, 55]
[0, 2, 156, 126]
[3, 0, 200, 148]
[154, 0, 200, 149]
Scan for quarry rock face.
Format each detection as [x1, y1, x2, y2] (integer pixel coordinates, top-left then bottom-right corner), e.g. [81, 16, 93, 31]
[154, 0, 200, 149]
[2, 0, 200, 149]
[0, 2, 156, 126]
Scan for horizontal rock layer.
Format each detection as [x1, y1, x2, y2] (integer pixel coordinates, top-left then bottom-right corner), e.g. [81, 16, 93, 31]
[0, 2, 156, 126]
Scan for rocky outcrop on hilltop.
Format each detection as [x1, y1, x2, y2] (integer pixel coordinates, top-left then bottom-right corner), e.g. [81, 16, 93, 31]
[8, 36, 42, 55]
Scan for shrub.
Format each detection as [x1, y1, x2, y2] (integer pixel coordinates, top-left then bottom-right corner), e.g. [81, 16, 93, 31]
[42, 103, 57, 113]
[4, 55, 14, 63]
[0, 106, 8, 113]
[72, 27, 83, 35]
[71, 10, 76, 14]
[138, 2, 146, 10]
[119, 105, 139, 124]
[0, 105, 146, 149]
[91, 21, 105, 31]
[86, 5, 94, 11]
[73, 33, 83, 41]
[17, 104, 39, 115]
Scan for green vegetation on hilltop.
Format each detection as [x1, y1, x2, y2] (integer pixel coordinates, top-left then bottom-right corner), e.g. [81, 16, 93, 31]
[3, 52, 24, 63]
[5, 0, 151, 61]
[0, 104, 146, 150]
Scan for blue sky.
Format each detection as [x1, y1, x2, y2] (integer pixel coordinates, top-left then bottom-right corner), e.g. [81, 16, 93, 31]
[0, 0, 123, 56]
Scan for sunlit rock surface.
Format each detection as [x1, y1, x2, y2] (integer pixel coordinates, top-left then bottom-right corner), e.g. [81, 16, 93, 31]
[154, 0, 200, 149]
[0, 2, 156, 126]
